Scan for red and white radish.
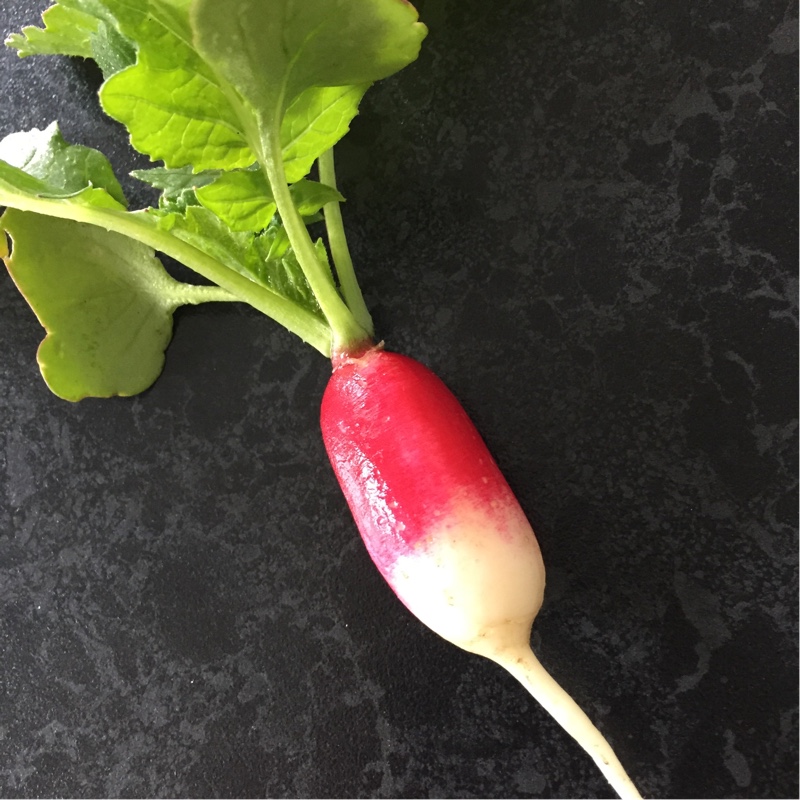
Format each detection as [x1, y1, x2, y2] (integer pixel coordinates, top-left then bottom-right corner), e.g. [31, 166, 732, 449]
[321, 345, 642, 800]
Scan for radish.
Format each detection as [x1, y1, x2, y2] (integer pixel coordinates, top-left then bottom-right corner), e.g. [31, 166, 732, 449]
[322, 345, 642, 800]
[1, 1, 643, 796]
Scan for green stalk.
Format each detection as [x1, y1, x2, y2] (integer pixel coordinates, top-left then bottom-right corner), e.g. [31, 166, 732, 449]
[258, 129, 372, 356]
[176, 284, 241, 305]
[0, 192, 333, 354]
[317, 148, 374, 336]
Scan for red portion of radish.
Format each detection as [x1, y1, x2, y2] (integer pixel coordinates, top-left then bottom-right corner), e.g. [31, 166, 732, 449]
[321, 347, 521, 575]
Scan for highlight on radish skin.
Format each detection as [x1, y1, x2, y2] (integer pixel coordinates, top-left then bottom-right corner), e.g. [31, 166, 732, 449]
[321, 346, 642, 800]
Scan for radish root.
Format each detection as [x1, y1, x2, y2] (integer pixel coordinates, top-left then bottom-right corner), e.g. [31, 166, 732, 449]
[494, 648, 643, 800]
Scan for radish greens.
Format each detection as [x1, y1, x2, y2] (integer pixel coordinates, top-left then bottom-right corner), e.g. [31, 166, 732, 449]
[1, 0, 426, 398]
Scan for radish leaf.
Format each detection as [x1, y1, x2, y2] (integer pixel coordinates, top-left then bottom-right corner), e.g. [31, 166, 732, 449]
[0, 209, 226, 401]
[191, 0, 426, 129]
[281, 85, 370, 183]
[131, 165, 219, 211]
[5, 1, 137, 74]
[154, 204, 268, 284]
[194, 173, 342, 233]
[131, 165, 219, 195]
[254, 237, 333, 315]
[289, 179, 345, 217]
[153, 204, 327, 319]
[89, 19, 137, 78]
[0, 122, 126, 206]
[0, 127, 333, 357]
[188, 0, 424, 350]
[195, 170, 276, 231]
[2, 1, 428, 381]
[100, 63, 255, 171]
[77, 1, 198, 71]
[4, 2, 99, 58]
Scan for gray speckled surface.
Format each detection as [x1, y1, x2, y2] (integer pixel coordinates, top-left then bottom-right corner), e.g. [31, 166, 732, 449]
[1, 0, 797, 797]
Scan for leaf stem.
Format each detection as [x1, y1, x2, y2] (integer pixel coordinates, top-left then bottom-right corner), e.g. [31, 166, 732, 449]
[258, 129, 372, 356]
[176, 284, 240, 305]
[0, 192, 333, 354]
[317, 147, 373, 336]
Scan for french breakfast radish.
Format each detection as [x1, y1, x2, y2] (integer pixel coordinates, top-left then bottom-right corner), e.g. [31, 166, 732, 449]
[321, 345, 642, 800]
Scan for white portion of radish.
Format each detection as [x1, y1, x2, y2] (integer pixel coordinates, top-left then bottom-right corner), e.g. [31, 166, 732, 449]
[387, 497, 545, 654]
[386, 496, 642, 800]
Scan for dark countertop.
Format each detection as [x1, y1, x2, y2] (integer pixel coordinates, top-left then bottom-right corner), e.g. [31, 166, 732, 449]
[0, 1, 797, 797]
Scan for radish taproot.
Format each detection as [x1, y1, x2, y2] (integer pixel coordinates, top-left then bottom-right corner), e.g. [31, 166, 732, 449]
[322, 345, 641, 800]
[1, 1, 643, 796]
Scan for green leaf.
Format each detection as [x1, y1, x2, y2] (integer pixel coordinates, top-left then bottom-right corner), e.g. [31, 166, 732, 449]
[195, 170, 276, 232]
[1, 209, 189, 400]
[0, 126, 334, 356]
[131, 165, 219, 210]
[89, 19, 136, 77]
[248, 233, 331, 317]
[100, 62, 254, 170]
[257, 218, 291, 261]
[266, 244, 327, 316]
[99, 0, 212, 74]
[4, 1, 136, 77]
[4, 2, 99, 58]
[290, 179, 344, 217]
[0, 1, 427, 362]
[0, 122, 126, 206]
[189, 0, 424, 352]
[36, 2, 399, 183]
[281, 84, 369, 183]
[155, 204, 263, 280]
[191, 0, 427, 127]
[131, 165, 218, 194]
[0, 156, 67, 200]
[0, 124, 333, 353]
[0, 167, 122, 213]
[192, 172, 341, 233]
[92, 2, 256, 170]
[154, 205, 325, 321]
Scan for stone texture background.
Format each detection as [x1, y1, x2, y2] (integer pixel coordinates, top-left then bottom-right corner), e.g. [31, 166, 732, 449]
[1, 0, 797, 797]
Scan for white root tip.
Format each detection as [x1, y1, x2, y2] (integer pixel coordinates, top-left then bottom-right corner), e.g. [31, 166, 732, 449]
[492, 646, 643, 800]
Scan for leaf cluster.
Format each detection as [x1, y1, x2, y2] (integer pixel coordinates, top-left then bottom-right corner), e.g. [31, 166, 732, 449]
[0, 0, 426, 399]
